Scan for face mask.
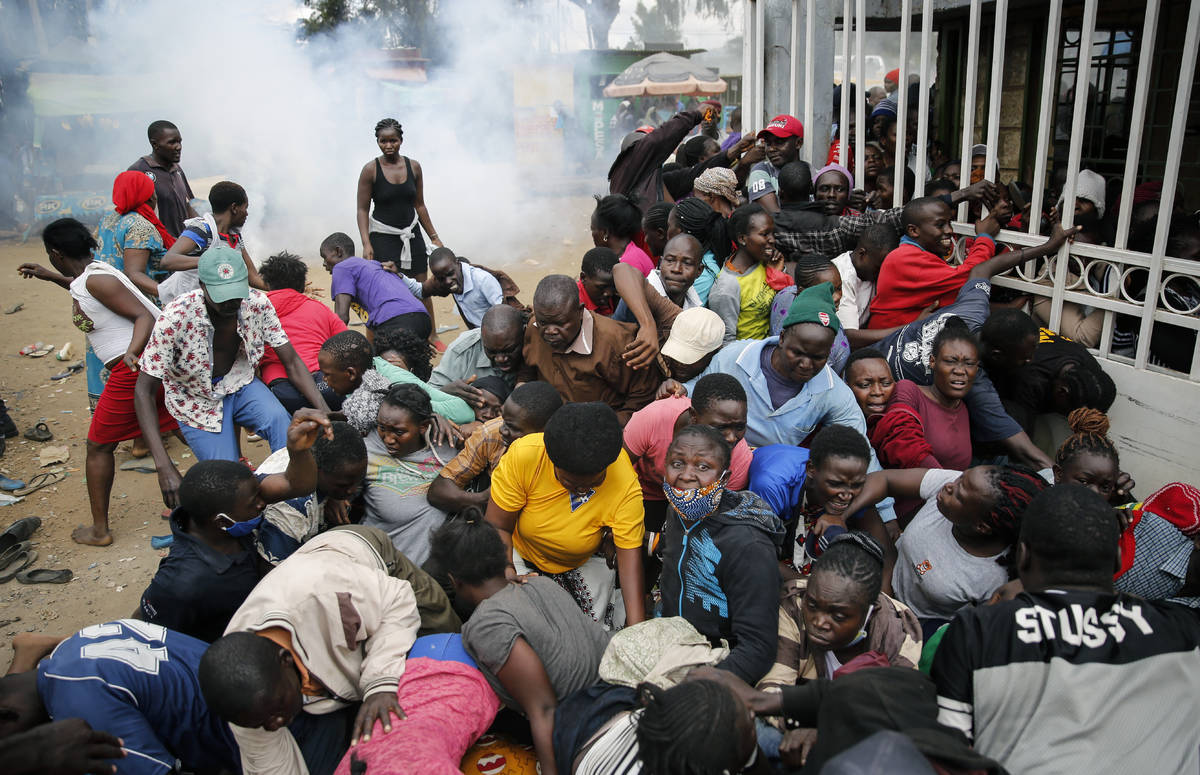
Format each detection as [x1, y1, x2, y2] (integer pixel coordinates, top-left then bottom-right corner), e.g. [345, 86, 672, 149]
[219, 513, 264, 538]
[662, 471, 729, 524]
[846, 604, 875, 647]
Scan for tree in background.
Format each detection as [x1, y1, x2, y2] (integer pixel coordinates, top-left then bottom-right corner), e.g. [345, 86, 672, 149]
[300, 0, 440, 50]
[567, 0, 621, 49]
[628, 0, 731, 51]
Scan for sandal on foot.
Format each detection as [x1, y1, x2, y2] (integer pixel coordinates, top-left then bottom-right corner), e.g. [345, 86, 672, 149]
[11, 471, 66, 497]
[23, 422, 53, 442]
[0, 548, 36, 583]
[16, 567, 72, 584]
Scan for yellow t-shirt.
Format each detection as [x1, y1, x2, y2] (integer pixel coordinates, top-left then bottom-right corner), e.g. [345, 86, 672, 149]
[730, 261, 775, 340]
[489, 433, 645, 574]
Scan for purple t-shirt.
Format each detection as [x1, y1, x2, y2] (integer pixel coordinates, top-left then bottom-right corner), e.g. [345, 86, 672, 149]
[760, 345, 805, 410]
[330, 257, 426, 327]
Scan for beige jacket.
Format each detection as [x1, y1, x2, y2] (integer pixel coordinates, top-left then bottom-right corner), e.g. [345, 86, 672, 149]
[224, 527, 420, 775]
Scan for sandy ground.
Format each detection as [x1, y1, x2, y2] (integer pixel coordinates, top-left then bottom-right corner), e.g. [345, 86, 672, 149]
[0, 193, 593, 668]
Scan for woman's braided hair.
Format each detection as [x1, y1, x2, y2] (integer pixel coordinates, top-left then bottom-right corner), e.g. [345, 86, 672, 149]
[374, 118, 403, 139]
[636, 680, 746, 775]
[811, 532, 885, 607]
[980, 464, 1050, 546]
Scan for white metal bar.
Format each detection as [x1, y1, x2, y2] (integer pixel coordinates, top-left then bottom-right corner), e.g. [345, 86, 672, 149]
[742, 0, 753, 130]
[790, 0, 800, 118]
[1049, 0, 1096, 333]
[804, 0, 815, 166]
[854, 0, 866, 180]
[841, 0, 851, 157]
[1114, 0, 1161, 250]
[1027, 0, 1062, 235]
[956, 0, 982, 221]
[913, 0, 933, 193]
[1134, 0, 1199, 369]
[755, 0, 766, 126]
[983, 0, 1008, 187]
[896, 0, 911, 180]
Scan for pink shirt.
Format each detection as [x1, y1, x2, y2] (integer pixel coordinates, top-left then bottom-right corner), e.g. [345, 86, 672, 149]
[621, 242, 655, 277]
[623, 396, 753, 500]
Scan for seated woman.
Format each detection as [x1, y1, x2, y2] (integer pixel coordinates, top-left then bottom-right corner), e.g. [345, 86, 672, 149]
[485, 402, 647, 629]
[835, 463, 1049, 631]
[659, 425, 783, 685]
[708, 203, 790, 343]
[843, 348, 895, 422]
[769, 254, 850, 375]
[362, 384, 457, 566]
[870, 318, 977, 475]
[755, 532, 922, 760]
[430, 515, 611, 775]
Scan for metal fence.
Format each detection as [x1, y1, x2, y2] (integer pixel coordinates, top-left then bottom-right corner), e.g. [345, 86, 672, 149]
[745, 0, 1200, 381]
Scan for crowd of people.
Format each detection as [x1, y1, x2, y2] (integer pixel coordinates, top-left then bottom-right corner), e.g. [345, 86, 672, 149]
[2, 87, 1200, 775]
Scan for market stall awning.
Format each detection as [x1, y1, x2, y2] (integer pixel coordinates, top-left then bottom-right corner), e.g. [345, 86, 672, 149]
[602, 52, 727, 98]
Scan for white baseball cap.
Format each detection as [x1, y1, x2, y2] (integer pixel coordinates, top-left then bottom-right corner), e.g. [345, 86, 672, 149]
[662, 307, 725, 364]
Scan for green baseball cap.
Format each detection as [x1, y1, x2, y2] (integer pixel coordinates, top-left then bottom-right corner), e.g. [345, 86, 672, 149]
[781, 281, 841, 332]
[198, 246, 249, 303]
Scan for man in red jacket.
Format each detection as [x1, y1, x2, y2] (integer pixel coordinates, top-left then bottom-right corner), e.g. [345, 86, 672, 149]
[867, 198, 1008, 328]
[258, 252, 348, 412]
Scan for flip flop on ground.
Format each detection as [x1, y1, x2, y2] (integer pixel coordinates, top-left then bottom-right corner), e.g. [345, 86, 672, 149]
[11, 471, 67, 497]
[0, 548, 36, 583]
[0, 517, 41, 553]
[0, 476, 23, 491]
[23, 422, 53, 442]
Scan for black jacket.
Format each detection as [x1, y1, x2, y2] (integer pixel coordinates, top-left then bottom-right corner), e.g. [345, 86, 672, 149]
[660, 490, 784, 684]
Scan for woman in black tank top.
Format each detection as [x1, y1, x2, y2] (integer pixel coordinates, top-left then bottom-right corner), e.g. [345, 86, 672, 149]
[356, 118, 443, 277]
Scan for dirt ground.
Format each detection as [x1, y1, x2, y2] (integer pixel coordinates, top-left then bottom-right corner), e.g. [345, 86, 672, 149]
[0, 194, 593, 668]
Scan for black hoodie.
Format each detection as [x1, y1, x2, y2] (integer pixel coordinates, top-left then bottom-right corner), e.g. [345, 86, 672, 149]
[660, 489, 784, 684]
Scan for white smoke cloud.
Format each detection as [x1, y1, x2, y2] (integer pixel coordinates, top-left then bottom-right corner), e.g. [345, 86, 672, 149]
[73, 0, 594, 268]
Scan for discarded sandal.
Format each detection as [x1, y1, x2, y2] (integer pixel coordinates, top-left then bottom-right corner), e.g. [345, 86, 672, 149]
[4, 303, 23, 314]
[23, 422, 53, 442]
[0, 476, 23, 492]
[51, 362, 85, 380]
[0, 541, 32, 571]
[0, 548, 36, 583]
[16, 567, 72, 584]
[27, 344, 55, 358]
[11, 471, 66, 497]
[150, 534, 174, 549]
[119, 459, 157, 474]
[0, 516, 41, 553]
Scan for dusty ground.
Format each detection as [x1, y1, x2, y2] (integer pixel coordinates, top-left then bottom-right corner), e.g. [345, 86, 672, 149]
[0, 193, 593, 668]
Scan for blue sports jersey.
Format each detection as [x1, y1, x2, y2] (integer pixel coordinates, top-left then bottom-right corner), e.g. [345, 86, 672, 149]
[37, 619, 240, 775]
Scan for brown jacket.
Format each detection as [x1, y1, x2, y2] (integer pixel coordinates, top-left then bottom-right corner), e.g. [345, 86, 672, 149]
[520, 312, 660, 425]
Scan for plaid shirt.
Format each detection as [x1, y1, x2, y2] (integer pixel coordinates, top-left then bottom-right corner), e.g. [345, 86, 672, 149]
[774, 207, 904, 257]
[439, 416, 506, 488]
[1115, 511, 1200, 607]
[140, 289, 288, 432]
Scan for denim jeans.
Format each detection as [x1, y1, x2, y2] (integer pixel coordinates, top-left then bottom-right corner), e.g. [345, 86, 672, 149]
[178, 378, 290, 461]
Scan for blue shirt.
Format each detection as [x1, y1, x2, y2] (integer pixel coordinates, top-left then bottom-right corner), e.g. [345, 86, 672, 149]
[692, 251, 721, 306]
[688, 337, 896, 522]
[453, 263, 505, 328]
[38, 620, 240, 775]
[139, 511, 263, 643]
[747, 444, 812, 522]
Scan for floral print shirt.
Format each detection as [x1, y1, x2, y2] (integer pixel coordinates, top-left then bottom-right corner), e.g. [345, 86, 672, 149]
[140, 289, 289, 432]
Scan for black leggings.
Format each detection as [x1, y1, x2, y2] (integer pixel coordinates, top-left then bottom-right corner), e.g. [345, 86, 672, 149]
[373, 310, 433, 342]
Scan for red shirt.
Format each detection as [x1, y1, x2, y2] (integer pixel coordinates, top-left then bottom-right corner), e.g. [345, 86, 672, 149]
[259, 289, 347, 384]
[577, 279, 616, 316]
[867, 234, 996, 328]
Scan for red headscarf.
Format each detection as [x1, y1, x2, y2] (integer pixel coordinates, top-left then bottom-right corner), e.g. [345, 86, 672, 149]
[112, 170, 176, 248]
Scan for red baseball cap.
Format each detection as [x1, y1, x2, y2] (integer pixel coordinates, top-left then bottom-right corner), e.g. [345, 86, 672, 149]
[886, 68, 900, 84]
[757, 114, 804, 141]
[635, 125, 655, 134]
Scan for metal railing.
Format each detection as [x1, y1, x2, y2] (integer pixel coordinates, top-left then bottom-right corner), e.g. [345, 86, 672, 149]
[747, 0, 1200, 382]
